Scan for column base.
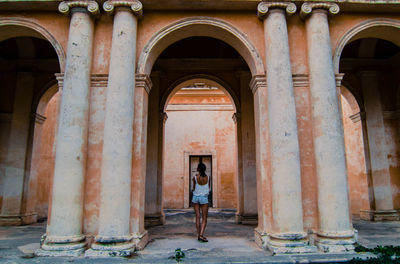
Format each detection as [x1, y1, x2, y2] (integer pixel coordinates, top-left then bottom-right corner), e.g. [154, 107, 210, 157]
[85, 241, 135, 258]
[315, 230, 356, 253]
[360, 210, 400, 221]
[235, 213, 258, 225]
[254, 228, 317, 254]
[0, 213, 37, 226]
[132, 230, 149, 251]
[36, 235, 87, 257]
[145, 213, 165, 227]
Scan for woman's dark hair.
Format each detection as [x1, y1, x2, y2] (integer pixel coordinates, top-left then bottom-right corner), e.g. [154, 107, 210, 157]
[197, 163, 207, 177]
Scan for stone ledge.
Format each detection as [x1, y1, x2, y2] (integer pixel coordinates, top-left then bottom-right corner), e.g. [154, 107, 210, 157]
[360, 210, 400, 221]
[145, 213, 165, 227]
[235, 213, 258, 225]
[132, 230, 149, 251]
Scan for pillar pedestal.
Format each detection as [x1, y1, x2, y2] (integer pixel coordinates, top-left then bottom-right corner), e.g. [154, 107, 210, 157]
[36, 235, 87, 257]
[314, 230, 356, 253]
[85, 237, 135, 257]
[255, 229, 316, 254]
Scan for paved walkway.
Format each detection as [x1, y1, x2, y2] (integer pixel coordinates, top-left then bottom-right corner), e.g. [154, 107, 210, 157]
[0, 209, 399, 263]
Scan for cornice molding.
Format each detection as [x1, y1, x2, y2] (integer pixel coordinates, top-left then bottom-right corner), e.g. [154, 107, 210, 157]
[135, 74, 152, 94]
[103, 0, 143, 16]
[249, 75, 266, 94]
[257, 2, 296, 19]
[300, 2, 340, 18]
[91, 74, 109, 88]
[292, 74, 309, 87]
[32, 113, 47, 124]
[349, 112, 365, 123]
[58, 1, 100, 16]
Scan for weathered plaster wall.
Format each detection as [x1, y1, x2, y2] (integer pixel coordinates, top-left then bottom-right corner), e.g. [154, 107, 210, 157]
[163, 89, 237, 209]
[35, 93, 58, 220]
[341, 95, 370, 217]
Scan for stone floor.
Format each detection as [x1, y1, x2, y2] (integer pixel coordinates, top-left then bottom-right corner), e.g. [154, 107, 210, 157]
[0, 209, 399, 263]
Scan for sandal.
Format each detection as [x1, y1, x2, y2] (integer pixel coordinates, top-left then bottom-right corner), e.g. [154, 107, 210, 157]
[198, 235, 208, 242]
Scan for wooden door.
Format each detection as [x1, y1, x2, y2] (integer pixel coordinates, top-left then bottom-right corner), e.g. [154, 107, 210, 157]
[189, 155, 212, 207]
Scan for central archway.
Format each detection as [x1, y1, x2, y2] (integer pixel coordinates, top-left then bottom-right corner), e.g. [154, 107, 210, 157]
[141, 19, 260, 239]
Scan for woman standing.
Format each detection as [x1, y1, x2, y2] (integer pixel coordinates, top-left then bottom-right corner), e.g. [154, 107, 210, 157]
[192, 162, 210, 242]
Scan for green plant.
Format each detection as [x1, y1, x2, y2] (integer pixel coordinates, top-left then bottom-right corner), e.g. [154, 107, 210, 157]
[350, 245, 400, 263]
[174, 248, 185, 263]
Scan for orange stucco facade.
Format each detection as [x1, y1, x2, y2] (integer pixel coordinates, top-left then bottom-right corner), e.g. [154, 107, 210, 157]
[0, 0, 399, 256]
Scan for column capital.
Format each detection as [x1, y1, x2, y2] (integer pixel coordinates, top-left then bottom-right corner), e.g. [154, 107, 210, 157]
[249, 75, 266, 94]
[55, 73, 64, 90]
[257, 1, 296, 19]
[335, 73, 345, 87]
[300, 2, 339, 18]
[159, 112, 168, 124]
[103, 0, 143, 17]
[58, 1, 100, 16]
[135, 74, 152, 94]
[232, 112, 241, 124]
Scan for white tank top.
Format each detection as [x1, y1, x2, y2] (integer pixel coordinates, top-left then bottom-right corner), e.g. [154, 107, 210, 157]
[193, 175, 210, 196]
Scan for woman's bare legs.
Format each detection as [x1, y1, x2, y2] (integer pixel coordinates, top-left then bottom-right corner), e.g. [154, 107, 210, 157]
[193, 203, 201, 236]
[199, 203, 209, 239]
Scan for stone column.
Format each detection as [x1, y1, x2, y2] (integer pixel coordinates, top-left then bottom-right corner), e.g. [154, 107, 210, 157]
[130, 74, 151, 250]
[359, 71, 399, 221]
[257, 2, 314, 253]
[233, 111, 244, 221]
[145, 72, 165, 226]
[37, 1, 98, 257]
[301, 3, 355, 252]
[0, 72, 35, 226]
[86, 0, 142, 257]
[251, 75, 273, 249]
[235, 71, 257, 225]
[24, 113, 47, 223]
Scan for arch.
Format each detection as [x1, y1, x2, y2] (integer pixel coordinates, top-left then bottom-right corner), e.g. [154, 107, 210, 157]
[0, 17, 66, 72]
[161, 74, 240, 113]
[340, 84, 361, 116]
[35, 81, 59, 116]
[333, 18, 400, 74]
[137, 17, 265, 76]
[340, 80, 364, 113]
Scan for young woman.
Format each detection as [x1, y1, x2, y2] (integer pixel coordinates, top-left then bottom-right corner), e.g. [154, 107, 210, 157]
[192, 162, 211, 242]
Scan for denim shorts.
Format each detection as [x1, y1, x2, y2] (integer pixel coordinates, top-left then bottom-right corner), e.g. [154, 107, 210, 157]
[192, 195, 209, 205]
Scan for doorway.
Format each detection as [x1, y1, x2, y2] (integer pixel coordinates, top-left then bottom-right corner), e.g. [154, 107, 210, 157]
[189, 155, 212, 207]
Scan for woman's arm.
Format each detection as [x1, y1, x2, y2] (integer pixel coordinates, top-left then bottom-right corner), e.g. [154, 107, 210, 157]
[192, 176, 196, 192]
